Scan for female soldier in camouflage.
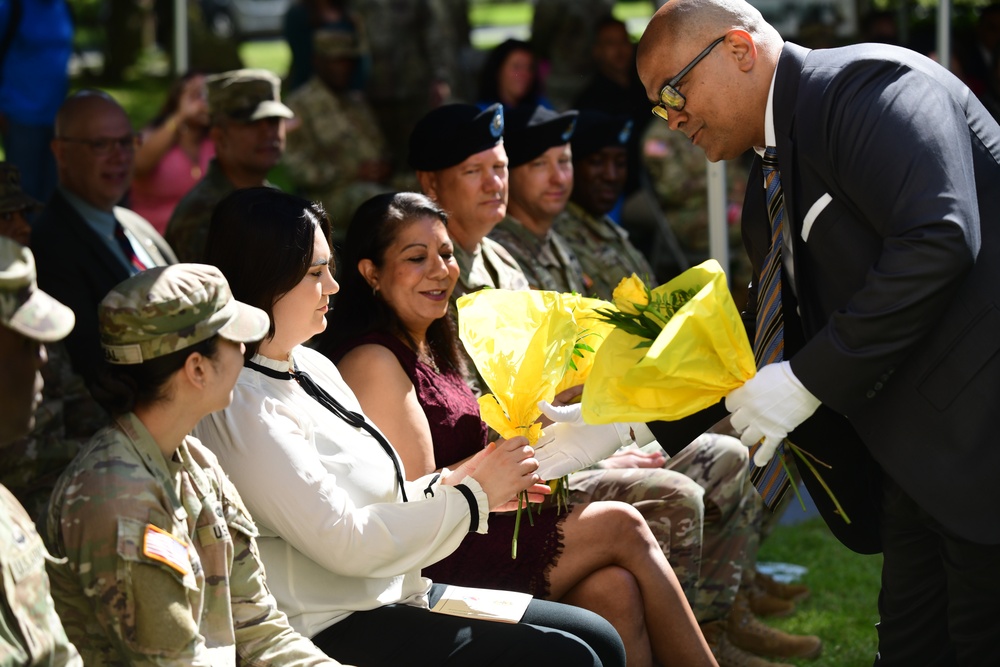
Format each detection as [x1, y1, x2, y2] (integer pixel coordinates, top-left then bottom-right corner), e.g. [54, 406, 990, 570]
[44, 264, 348, 666]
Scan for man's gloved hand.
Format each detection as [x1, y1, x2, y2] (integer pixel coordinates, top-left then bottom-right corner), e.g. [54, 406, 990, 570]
[725, 361, 820, 466]
[533, 401, 655, 479]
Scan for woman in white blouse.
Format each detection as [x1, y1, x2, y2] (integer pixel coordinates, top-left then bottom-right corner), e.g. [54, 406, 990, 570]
[194, 188, 637, 667]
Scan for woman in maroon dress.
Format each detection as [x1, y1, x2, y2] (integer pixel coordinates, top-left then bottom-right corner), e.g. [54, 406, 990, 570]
[319, 192, 715, 667]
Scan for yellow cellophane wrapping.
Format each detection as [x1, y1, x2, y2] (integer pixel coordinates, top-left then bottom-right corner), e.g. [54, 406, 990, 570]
[581, 260, 756, 424]
[554, 294, 616, 395]
[457, 289, 583, 444]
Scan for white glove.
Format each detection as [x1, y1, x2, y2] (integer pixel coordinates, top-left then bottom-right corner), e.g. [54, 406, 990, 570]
[533, 401, 655, 479]
[725, 361, 820, 466]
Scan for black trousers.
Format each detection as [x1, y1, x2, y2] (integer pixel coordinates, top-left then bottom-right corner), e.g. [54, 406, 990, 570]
[312, 583, 626, 667]
[875, 476, 1000, 666]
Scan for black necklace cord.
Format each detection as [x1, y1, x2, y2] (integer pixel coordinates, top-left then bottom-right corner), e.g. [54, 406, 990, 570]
[245, 358, 409, 502]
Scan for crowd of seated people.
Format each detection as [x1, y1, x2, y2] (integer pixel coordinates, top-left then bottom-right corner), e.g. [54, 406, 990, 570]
[9, 2, 999, 665]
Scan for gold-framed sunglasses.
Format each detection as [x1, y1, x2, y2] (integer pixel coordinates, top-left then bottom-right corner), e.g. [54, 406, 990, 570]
[651, 36, 726, 122]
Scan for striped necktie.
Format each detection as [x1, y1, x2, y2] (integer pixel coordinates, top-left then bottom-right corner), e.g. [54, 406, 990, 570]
[748, 146, 790, 509]
[114, 222, 147, 274]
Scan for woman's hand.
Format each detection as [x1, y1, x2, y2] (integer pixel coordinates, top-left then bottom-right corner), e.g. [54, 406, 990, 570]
[443, 437, 547, 511]
[600, 448, 667, 469]
[177, 77, 209, 128]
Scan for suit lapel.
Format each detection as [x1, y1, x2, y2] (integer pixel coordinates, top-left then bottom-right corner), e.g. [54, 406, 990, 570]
[53, 192, 131, 285]
[772, 44, 824, 335]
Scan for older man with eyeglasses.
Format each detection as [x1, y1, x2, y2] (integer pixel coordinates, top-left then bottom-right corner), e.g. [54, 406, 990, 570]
[31, 89, 176, 387]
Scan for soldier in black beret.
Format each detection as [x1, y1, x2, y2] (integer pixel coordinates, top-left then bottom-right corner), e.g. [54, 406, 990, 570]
[486, 105, 587, 293]
[410, 103, 529, 305]
[553, 110, 656, 301]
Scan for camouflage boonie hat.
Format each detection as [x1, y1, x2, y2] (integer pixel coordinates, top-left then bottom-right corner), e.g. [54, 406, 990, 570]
[0, 163, 43, 213]
[0, 237, 75, 342]
[206, 69, 294, 123]
[313, 27, 360, 59]
[99, 264, 269, 365]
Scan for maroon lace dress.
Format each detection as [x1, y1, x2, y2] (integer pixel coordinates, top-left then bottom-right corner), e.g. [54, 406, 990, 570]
[332, 331, 565, 596]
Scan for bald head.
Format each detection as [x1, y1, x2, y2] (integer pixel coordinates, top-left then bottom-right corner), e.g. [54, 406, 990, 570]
[52, 90, 136, 211]
[639, 0, 775, 65]
[636, 0, 782, 161]
[55, 90, 123, 138]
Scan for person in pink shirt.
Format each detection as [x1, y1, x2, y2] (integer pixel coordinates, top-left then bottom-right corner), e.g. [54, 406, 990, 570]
[129, 72, 215, 234]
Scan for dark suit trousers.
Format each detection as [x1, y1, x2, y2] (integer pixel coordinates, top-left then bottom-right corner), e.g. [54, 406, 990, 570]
[875, 476, 1000, 666]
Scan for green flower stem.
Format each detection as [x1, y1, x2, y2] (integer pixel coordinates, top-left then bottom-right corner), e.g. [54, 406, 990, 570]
[512, 491, 524, 559]
[785, 441, 852, 525]
[779, 452, 807, 513]
[638, 303, 670, 327]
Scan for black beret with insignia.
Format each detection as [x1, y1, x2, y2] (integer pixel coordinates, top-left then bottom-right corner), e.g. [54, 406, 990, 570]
[503, 105, 579, 168]
[408, 103, 505, 171]
[570, 110, 633, 160]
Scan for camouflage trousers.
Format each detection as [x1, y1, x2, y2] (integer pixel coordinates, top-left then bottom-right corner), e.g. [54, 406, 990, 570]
[569, 434, 763, 622]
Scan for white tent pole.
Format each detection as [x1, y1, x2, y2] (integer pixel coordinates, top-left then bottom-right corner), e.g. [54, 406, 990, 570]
[706, 158, 729, 277]
[937, 0, 951, 72]
[174, 0, 189, 75]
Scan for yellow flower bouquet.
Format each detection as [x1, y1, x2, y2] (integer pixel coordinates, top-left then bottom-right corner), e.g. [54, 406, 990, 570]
[582, 260, 756, 424]
[555, 294, 616, 396]
[457, 289, 602, 556]
[584, 260, 849, 523]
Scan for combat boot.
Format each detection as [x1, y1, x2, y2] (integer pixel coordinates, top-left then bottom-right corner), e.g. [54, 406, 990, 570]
[728, 593, 822, 660]
[746, 587, 796, 618]
[701, 620, 797, 667]
[756, 570, 811, 602]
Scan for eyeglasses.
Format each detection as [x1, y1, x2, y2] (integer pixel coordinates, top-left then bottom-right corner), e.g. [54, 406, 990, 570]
[57, 133, 141, 155]
[651, 36, 726, 122]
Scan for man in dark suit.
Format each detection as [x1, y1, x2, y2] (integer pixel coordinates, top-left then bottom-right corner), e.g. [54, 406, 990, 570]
[637, 0, 1000, 664]
[32, 90, 176, 387]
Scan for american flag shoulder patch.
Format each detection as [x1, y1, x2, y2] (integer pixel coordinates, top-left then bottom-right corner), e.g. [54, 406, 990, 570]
[142, 524, 191, 576]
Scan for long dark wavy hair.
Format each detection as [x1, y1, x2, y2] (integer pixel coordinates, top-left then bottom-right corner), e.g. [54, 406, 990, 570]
[205, 187, 332, 359]
[318, 191, 465, 375]
[476, 38, 543, 110]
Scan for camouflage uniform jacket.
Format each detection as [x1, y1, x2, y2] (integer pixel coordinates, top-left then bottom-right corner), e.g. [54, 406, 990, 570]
[353, 0, 456, 101]
[285, 79, 386, 199]
[44, 413, 341, 667]
[641, 121, 752, 299]
[164, 160, 275, 264]
[0, 342, 107, 527]
[452, 236, 530, 301]
[450, 237, 529, 396]
[0, 485, 82, 666]
[529, 0, 616, 107]
[554, 201, 657, 301]
[487, 215, 586, 293]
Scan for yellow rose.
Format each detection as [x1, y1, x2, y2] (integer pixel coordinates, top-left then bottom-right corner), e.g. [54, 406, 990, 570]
[612, 274, 649, 315]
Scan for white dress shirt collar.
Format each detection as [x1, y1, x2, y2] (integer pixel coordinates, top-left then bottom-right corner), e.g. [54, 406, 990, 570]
[756, 44, 783, 157]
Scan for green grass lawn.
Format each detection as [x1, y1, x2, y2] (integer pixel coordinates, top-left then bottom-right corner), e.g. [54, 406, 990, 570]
[758, 517, 882, 666]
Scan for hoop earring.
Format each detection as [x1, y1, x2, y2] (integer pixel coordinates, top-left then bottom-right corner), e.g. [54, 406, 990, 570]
[372, 285, 379, 297]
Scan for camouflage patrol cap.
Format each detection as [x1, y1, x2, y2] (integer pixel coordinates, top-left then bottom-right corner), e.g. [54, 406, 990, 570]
[314, 27, 359, 59]
[504, 105, 579, 168]
[409, 103, 505, 171]
[570, 110, 633, 160]
[99, 264, 269, 365]
[0, 238, 75, 342]
[0, 163, 42, 214]
[206, 69, 294, 123]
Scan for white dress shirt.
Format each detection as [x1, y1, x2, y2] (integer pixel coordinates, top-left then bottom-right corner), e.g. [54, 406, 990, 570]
[194, 346, 488, 638]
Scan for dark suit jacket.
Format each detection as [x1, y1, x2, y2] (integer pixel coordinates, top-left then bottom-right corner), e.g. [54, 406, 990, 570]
[741, 42, 1000, 551]
[31, 190, 177, 386]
